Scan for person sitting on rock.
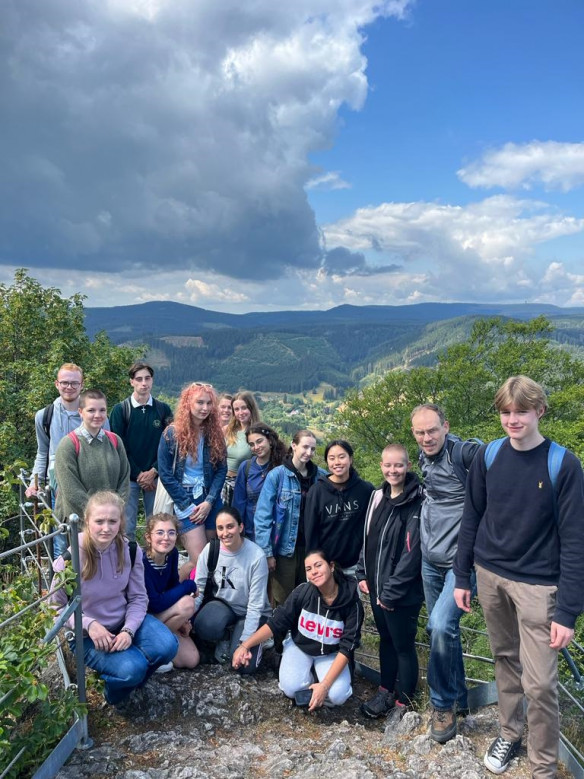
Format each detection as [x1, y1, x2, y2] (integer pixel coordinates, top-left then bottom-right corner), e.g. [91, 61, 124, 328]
[232, 549, 364, 710]
[142, 513, 200, 671]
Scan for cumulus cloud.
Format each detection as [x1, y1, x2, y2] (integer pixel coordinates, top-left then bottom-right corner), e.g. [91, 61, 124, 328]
[0, 0, 411, 279]
[321, 195, 584, 302]
[458, 141, 584, 191]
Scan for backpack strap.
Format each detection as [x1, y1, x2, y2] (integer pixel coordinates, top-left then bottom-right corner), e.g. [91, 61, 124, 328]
[448, 436, 482, 486]
[42, 403, 54, 439]
[547, 441, 566, 490]
[67, 430, 118, 455]
[202, 537, 221, 604]
[122, 397, 132, 429]
[484, 437, 507, 470]
[245, 457, 253, 480]
[104, 430, 119, 449]
[67, 431, 81, 455]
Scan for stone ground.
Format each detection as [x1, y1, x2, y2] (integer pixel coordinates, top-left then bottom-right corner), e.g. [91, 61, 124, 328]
[55, 650, 574, 779]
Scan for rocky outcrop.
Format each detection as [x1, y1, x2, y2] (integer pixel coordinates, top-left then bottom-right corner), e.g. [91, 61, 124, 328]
[56, 661, 531, 778]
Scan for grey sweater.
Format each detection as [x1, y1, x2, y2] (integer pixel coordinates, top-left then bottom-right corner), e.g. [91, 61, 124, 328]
[194, 538, 271, 642]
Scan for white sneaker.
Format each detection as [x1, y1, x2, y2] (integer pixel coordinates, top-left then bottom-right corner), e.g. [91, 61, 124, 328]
[262, 637, 275, 650]
[154, 661, 174, 674]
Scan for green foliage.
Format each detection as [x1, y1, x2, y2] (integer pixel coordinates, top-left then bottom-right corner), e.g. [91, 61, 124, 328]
[0, 567, 83, 778]
[337, 316, 584, 474]
[0, 269, 142, 469]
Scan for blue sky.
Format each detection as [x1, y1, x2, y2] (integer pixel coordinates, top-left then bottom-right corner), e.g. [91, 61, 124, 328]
[2, 0, 583, 310]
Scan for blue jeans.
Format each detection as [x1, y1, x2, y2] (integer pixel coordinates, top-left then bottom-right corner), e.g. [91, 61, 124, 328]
[77, 614, 178, 705]
[125, 480, 156, 542]
[422, 559, 476, 711]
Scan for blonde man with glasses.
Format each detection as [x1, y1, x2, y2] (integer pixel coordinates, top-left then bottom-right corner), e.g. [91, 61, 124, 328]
[26, 363, 109, 556]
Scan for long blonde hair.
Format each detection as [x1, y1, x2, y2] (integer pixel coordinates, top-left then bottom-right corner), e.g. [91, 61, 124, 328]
[82, 491, 126, 581]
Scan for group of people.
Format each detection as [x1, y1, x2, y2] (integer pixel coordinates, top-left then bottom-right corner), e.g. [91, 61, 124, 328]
[35, 364, 583, 779]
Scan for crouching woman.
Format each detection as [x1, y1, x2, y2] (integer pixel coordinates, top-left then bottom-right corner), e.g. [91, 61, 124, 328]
[51, 491, 178, 706]
[233, 550, 364, 710]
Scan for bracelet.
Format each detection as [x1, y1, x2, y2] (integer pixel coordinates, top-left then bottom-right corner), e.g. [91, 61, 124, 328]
[121, 627, 134, 639]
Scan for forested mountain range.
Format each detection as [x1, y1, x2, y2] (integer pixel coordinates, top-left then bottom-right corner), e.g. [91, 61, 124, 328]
[84, 301, 584, 394]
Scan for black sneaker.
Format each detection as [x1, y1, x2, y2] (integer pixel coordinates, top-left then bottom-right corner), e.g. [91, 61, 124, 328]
[484, 736, 522, 774]
[360, 689, 395, 718]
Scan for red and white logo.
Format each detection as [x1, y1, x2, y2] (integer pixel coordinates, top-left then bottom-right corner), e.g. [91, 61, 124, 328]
[298, 609, 344, 645]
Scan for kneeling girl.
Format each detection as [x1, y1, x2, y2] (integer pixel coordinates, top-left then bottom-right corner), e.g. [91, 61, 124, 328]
[233, 550, 364, 710]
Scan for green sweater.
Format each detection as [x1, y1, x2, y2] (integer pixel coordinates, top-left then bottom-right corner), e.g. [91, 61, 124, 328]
[54, 432, 130, 524]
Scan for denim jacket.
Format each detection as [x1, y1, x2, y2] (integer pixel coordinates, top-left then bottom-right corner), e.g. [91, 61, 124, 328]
[254, 462, 325, 558]
[157, 426, 227, 513]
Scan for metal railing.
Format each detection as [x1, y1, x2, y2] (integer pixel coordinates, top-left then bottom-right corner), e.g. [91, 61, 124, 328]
[0, 473, 92, 779]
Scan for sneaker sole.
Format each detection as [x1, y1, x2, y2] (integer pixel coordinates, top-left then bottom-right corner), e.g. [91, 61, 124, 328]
[483, 752, 510, 775]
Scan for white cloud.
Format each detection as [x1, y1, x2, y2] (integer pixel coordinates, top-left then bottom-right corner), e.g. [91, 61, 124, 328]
[321, 195, 584, 304]
[185, 278, 249, 304]
[458, 141, 584, 191]
[0, 0, 412, 280]
[305, 171, 351, 190]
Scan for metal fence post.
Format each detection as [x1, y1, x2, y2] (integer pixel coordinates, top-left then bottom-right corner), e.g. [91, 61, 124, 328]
[68, 514, 92, 750]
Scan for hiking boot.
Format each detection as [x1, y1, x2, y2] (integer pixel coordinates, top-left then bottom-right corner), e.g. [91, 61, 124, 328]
[360, 688, 395, 718]
[430, 708, 457, 743]
[484, 736, 522, 774]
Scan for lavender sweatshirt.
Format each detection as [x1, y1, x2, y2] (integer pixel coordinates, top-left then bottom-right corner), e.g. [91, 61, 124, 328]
[51, 538, 148, 635]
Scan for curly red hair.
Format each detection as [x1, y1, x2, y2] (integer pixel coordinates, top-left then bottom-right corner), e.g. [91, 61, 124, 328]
[171, 383, 226, 465]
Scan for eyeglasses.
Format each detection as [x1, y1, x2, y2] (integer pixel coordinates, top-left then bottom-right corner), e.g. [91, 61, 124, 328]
[58, 381, 81, 388]
[153, 530, 177, 538]
[192, 382, 213, 389]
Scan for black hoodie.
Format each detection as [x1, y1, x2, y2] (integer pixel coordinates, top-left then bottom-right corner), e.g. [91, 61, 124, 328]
[267, 573, 364, 659]
[304, 468, 374, 568]
[356, 471, 424, 609]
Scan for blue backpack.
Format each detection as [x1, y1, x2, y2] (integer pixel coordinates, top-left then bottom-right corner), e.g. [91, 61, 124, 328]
[484, 437, 566, 518]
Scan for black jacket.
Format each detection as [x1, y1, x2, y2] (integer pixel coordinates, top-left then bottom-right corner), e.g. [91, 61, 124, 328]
[356, 472, 424, 609]
[304, 469, 374, 568]
[267, 573, 364, 659]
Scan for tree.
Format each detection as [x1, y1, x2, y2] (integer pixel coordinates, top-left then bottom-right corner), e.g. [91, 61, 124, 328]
[336, 316, 584, 481]
[0, 269, 142, 469]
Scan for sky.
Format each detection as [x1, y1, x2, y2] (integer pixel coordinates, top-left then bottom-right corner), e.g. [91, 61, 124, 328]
[2, 0, 584, 311]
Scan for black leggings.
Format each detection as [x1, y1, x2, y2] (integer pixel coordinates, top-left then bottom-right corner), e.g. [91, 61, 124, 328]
[370, 599, 421, 705]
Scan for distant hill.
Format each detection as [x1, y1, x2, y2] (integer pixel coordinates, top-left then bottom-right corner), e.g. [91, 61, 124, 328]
[84, 301, 584, 394]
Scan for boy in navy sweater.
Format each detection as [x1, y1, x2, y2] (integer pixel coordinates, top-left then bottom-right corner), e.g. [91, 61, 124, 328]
[454, 376, 584, 778]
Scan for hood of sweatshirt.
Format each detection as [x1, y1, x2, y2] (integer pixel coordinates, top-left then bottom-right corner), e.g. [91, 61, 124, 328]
[381, 470, 423, 508]
[283, 453, 318, 482]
